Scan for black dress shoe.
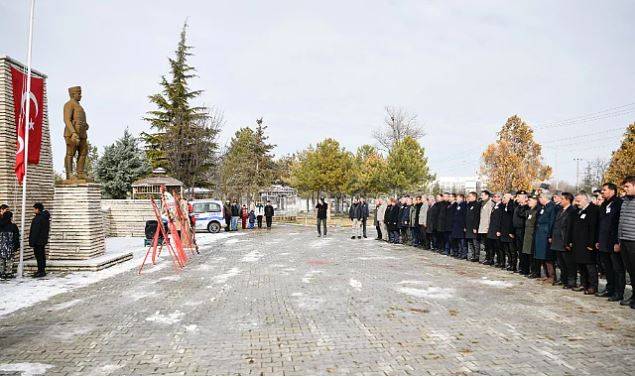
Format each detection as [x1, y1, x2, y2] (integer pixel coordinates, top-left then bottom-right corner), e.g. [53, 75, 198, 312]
[595, 290, 612, 298]
[553, 281, 563, 286]
[351, 236, 355, 239]
[608, 295, 623, 302]
[620, 297, 632, 306]
[572, 286, 585, 292]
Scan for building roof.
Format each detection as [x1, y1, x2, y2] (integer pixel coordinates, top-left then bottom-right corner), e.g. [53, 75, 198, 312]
[132, 175, 184, 187]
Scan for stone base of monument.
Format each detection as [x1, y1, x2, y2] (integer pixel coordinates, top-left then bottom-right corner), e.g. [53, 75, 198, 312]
[28, 183, 133, 272]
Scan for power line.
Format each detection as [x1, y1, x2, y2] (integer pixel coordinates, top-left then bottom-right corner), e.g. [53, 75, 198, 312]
[533, 102, 635, 129]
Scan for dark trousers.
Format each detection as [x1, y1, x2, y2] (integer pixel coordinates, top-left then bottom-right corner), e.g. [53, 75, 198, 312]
[499, 241, 511, 267]
[411, 226, 420, 246]
[519, 253, 531, 275]
[375, 224, 382, 239]
[389, 228, 400, 243]
[484, 237, 495, 262]
[434, 231, 444, 251]
[557, 250, 577, 287]
[424, 232, 433, 249]
[362, 219, 367, 237]
[265, 216, 272, 228]
[257, 216, 263, 228]
[225, 217, 231, 231]
[579, 263, 598, 291]
[452, 238, 467, 258]
[400, 227, 409, 244]
[33, 245, 46, 273]
[317, 218, 327, 235]
[467, 238, 479, 260]
[443, 231, 452, 255]
[599, 252, 616, 294]
[619, 239, 635, 291]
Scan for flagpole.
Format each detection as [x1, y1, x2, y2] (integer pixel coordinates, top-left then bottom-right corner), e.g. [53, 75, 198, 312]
[18, 0, 36, 278]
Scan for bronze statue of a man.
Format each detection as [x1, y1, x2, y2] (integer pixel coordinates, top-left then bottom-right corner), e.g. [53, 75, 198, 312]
[63, 86, 89, 181]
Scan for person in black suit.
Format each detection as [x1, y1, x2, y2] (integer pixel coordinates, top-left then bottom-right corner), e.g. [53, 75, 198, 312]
[596, 183, 624, 301]
[499, 193, 515, 270]
[568, 193, 600, 294]
[464, 192, 481, 262]
[551, 192, 576, 288]
[486, 193, 503, 266]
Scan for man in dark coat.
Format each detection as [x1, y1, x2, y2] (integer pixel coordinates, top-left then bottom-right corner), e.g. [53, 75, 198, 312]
[513, 191, 529, 274]
[465, 192, 481, 262]
[568, 193, 600, 294]
[435, 194, 447, 253]
[316, 198, 328, 237]
[223, 200, 232, 231]
[486, 193, 503, 266]
[596, 183, 624, 301]
[442, 193, 456, 255]
[618, 176, 635, 308]
[389, 198, 401, 243]
[29, 202, 50, 278]
[360, 198, 370, 238]
[535, 193, 557, 282]
[427, 196, 440, 250]
[551, 192, 576, 288]
[451, 194, 467, 258]
[230, 200, 241, 231]
[264, 201, 274, 229]
[499, 193, 515, 270]
[399, 197, 411, 244]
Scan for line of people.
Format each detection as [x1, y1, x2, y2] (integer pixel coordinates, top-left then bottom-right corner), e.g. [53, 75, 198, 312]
[369, 176, 635, 309]
[0, 202, 51, 280]
[222, 200, 275, 231]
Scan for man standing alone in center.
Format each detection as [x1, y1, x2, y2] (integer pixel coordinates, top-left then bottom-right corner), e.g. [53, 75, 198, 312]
[349, 198, 362, 239]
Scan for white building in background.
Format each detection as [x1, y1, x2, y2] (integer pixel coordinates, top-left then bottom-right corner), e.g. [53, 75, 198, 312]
[435, 176, 485, 194]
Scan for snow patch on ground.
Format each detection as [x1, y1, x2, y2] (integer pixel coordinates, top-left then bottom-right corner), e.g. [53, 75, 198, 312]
[0, 232, 240, 318]
[296, 296, 325, 310]
[184, 324, 198, 333]
[146, 310, 184, 325]
[242, 250, 263, 262]
[291, 292, 303, 297]
[224, 238, 242, 245]
[50, 298, 83, 311]
[130, 290, 157, 301]
[309, 238, 332, 248]
[302, 270, 322, 283]
[477, 277, 515, 288]
[0, 363, 54, 375]
[159, 275, 181, 282]
[212, 267, 241, 284]
[397, 280, 425, 285]
[397, 286, 455, 299]
[349, 278, 362, 291]
[358, 255, 399, 260]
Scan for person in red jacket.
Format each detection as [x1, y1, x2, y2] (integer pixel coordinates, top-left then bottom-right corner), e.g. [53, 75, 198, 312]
[241, 204, 248, 229]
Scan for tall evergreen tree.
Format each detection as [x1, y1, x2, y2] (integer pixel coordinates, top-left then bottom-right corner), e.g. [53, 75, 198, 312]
[604, 123, 635, 185]
[142, 21, 219, 188]
[386, 136, 433, 194]
[95, 129, 152, 199]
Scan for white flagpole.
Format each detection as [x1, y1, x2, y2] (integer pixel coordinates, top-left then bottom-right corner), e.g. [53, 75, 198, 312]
[18, 0, 36, 278]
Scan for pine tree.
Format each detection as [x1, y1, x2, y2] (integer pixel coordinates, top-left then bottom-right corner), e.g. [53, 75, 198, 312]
[142, 21, 218, 188]
[480, 115, 551, 192]
[604, 123, 635, 185]
[346, 145, 388, 196]
[95, 129, 152, 199]
[386, 136, 433, 194]
[253, 118, 276, 190]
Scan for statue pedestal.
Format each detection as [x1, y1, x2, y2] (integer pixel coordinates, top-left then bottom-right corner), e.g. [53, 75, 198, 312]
[25, 183, 132, 271]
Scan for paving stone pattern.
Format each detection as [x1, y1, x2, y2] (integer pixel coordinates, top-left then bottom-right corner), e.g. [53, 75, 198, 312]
[1, 225, 634, 375]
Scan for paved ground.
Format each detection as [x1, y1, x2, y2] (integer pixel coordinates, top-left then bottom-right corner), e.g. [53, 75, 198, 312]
[1, 225, 634, 376]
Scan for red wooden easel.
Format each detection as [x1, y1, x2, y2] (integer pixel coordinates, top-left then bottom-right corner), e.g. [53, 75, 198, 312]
[138, 197, 184, 274]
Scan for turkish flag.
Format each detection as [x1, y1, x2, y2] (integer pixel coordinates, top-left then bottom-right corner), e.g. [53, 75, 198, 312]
[10, 66, 44, 184]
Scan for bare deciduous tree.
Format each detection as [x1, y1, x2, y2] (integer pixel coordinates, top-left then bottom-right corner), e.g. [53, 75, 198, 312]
[372, 106, 425, 152]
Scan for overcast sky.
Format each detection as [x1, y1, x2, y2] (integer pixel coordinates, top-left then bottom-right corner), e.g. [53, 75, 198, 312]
[2, 0, 634, 184]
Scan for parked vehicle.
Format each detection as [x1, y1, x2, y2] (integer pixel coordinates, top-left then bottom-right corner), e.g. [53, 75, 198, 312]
[191, 199, 224, 233]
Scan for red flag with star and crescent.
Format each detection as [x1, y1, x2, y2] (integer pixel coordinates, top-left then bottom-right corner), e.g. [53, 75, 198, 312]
[10, 66, 44, 184]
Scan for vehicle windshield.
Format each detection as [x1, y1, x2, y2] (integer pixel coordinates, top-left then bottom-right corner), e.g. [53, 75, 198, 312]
[193, 202, 221, 213]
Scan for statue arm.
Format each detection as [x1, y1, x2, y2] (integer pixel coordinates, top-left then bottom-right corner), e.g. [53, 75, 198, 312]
[63, 103, 77, 136]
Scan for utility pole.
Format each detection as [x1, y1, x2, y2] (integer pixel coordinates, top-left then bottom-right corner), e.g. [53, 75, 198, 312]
[574, 157, 583, 191]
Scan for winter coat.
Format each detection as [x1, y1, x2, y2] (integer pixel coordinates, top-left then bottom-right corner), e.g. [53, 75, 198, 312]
[534, 201, 556, 260]
[499, 201, 515, 243]
[255, 205, 265, 217]
[376, 202, 387, 225]
[400, 205, 411, 227]
[316, 203, 328, 219]
[409, 204, 418, 228]
[522, 207, 538, 255]
[29, 210, 50, 247]
[568, 203, 599, 264]
[223, 203, 232, 219]
[513, 204, 528, 230]
[618, 195, 635, 241]
[478, 199, 494, 234]
[0, 215, 20, 259]
[551, 205, 575, 252]
[442, 202, 456, 232]
[388, 204, 401, 230]
[435, 201, 447, 232]
[231, 204, 240, 217]
[360, 202, 370, 221]
[241, 207, 249, 219]
[264, 205, 274, 217]
[418, 202, 428, 226]
[427, 202, 439, 233]
[487, 202, 502, 240]
[451, 202, 467, 239]
[349, 203, 362, 220]
[598, 196, 622, 252]
[464, 200, 480, 239]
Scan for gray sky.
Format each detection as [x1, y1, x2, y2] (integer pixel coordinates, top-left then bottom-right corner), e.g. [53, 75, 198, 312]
[2, 0, 634, 184]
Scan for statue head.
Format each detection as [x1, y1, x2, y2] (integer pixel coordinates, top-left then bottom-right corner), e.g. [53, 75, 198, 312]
[68, 86, 82, 101]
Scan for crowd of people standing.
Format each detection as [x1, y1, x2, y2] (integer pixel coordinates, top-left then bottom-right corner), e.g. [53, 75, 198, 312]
[358, 176, 635, 309]
[222, 199, 275, 231]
